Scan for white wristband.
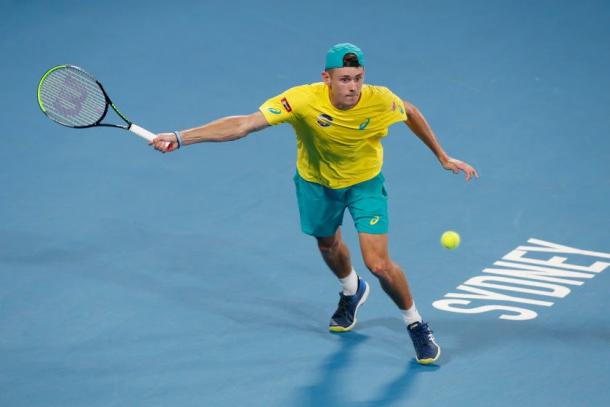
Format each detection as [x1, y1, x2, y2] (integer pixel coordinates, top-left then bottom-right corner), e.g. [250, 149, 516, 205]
[173, 131, 184, 148]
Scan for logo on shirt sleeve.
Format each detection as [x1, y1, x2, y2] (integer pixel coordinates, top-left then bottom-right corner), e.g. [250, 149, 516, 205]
[267, 107, 282, 115]
[281, 97, 292, 112]
[392, 99, 405, 115]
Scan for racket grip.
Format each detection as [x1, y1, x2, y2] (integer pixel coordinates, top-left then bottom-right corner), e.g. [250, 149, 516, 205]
[129, 123, 156, 142]
[130, 123, 171, 150]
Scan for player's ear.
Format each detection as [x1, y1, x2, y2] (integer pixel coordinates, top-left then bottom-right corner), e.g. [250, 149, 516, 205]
[321, 70, 331, 85]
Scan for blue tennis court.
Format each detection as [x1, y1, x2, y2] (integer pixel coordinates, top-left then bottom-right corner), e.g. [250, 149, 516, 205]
[1, 1, 609, 406]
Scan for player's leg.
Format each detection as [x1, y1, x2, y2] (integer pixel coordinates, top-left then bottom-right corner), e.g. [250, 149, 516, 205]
[358, 233, 440, 364]
[293, 172, 369, 332]
[294, 171, 355, 285]
[359, 234, 440, 364]
[316, 229, 370, 332]
[316, 227, 352, 279]
[347, 173, 440, 364]
[347, 173, 415, 312]
[357, 233, 412, 309]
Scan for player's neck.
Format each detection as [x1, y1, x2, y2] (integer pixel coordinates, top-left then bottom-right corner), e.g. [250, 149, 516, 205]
[329, 92, 362, 110]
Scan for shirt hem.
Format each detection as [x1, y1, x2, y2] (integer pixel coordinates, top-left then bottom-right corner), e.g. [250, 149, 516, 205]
[296, 169, 382, 190]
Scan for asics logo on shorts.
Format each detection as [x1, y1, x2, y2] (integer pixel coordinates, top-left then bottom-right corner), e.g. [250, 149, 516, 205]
[369, 216, 380, 225]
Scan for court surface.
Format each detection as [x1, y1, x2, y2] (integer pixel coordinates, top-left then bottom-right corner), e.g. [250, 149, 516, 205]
[1, 1, 609, 406]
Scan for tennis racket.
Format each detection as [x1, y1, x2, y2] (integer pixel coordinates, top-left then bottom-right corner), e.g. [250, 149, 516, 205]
[37, 64, 167, 147]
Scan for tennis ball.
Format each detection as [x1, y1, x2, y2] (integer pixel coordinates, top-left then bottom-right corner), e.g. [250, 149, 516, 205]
[441, 231, 460, 250]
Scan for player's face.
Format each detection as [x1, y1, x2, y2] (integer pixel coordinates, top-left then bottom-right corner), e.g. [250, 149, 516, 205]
[323, 67, 365, 110]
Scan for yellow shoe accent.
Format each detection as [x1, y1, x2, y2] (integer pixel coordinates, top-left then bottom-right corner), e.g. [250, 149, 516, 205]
[416, 348, 441, 365]
[329, 324, 354, 333]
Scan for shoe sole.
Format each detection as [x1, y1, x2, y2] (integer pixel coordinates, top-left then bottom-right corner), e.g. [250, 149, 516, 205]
[416, 344, 441, 365]
[329, 282, 370, 333]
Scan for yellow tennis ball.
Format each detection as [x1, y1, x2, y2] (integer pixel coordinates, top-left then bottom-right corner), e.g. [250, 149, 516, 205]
[441, 231, 460, 250]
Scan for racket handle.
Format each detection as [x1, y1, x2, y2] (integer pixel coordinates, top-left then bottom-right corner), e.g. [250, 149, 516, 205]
[129, 123, 156, 141]
[130, 123, 171, 150]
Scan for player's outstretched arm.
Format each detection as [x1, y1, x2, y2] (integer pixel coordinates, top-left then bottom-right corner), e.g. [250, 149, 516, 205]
[150, 111, 270, 153]
[402, 100, 479, 181]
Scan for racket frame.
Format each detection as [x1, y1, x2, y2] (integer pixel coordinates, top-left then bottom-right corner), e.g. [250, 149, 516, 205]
[38, 64, 134, 130]
[38, 64, 162, 144]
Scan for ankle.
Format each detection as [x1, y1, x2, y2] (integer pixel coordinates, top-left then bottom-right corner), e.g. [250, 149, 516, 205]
[339, 268, 358, 296]
[401, 304, 423, 326]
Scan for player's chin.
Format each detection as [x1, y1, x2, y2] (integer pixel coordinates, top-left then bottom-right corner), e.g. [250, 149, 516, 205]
[344, 95, 359, 104]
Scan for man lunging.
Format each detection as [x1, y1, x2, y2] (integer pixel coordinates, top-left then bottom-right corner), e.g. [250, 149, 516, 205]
[151, 43, 478, 364]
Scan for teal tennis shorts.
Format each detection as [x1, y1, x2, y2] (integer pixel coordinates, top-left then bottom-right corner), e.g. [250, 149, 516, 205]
[293, 172, 389, 237]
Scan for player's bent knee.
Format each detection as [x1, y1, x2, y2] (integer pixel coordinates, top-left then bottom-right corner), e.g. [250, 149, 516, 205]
[365, 260, 392, 279]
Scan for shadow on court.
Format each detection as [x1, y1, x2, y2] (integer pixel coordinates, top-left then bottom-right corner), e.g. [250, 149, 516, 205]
[294, 332, 440, 407]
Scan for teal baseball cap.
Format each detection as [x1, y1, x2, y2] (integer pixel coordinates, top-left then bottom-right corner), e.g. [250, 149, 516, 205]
[324, 43, 365, 70]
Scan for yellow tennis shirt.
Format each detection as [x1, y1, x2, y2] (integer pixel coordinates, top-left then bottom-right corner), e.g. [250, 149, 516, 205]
[259, 83, 407, 189]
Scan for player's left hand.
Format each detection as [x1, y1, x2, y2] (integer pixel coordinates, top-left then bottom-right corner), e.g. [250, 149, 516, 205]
[441, 157, 479, 181]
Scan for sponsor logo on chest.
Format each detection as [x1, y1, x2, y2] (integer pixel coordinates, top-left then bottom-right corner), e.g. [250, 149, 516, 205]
[316, 113, 333, 127]
[315, 113, 373, 131]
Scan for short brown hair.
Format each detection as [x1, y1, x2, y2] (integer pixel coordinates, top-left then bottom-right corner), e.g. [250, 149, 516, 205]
[342, 53, 362, 67]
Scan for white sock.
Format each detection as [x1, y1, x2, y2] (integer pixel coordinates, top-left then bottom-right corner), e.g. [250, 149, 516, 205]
[339, 268, 358, 296]
[401, 304, 423, 326]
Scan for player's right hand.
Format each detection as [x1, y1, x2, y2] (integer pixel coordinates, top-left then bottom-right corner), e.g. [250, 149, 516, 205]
[150, 133, 179, 153]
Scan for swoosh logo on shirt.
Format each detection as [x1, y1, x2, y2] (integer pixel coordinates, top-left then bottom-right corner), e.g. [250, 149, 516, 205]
[267, 107, 281, 115]
[359, 118, 371, 130]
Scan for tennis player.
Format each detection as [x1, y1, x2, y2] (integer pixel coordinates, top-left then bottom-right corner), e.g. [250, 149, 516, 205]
[151, 43, 478, 364]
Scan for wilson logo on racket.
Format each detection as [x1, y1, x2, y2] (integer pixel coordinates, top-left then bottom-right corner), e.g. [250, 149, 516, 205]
[52, 74, 88, 117]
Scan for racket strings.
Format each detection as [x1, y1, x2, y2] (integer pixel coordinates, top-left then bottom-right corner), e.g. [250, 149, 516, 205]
[39, 66, 107, 127]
